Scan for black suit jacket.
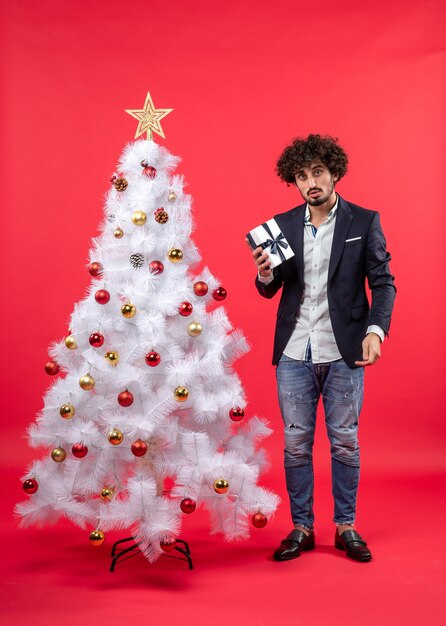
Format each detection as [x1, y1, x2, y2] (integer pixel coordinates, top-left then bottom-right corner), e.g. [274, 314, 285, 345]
[255, 195, 396, 368]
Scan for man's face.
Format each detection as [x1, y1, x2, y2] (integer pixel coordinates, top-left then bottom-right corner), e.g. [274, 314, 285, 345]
[294, 161, 338, 206]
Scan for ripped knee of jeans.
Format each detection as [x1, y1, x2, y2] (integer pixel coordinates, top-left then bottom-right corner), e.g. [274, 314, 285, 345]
[284, 428, 313, 463]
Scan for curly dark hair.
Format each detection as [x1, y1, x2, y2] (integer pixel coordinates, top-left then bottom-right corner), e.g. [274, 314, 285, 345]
[276, 134, 349, 184]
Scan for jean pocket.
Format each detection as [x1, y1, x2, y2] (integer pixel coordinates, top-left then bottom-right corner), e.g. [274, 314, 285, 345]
[278, 353, 295, 363]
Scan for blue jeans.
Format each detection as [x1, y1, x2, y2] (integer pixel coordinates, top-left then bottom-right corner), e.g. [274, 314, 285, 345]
[276, 353, 364, 529]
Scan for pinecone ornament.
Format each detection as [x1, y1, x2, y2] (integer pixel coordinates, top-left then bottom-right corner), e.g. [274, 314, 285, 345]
[130, 253, 144, 268]
[113, 177, 128, 192]
[154, 208, 169, 224]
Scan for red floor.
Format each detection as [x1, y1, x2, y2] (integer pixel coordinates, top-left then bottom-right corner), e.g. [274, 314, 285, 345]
[3, 468, 445, 626]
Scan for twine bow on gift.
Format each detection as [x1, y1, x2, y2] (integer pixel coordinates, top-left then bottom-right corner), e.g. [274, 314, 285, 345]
[260, 223, 289, 262]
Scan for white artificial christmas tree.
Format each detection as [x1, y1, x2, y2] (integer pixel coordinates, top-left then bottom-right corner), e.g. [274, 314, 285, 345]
[16, 92, 279, 564]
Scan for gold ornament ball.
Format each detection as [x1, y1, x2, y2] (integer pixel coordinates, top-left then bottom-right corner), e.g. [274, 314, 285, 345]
[174, 386, 189, 402]
[51, 447, 67, 463]
[105, 351, 119, 366]
[121, 303, 136, 318]
[187, 321, 202, 337]
[65, 335, 77, 350]
[168, 191, 177, 202]
[114, 227, 124, 239]
[89, 530, 105, 546]
[79, 374, 95, 390]
[213, 478, 229, 494]
[60, 403, 75, 419]
[108, 428, 124, 445]
[168, 248, 183, 263]
[100, 487, 114, 501]
[132, 210, 147, 226]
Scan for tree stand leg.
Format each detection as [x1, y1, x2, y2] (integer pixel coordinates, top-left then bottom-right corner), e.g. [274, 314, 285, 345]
[110, 536, 193, 572]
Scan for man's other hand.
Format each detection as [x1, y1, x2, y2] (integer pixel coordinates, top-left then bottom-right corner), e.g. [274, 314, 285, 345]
[245, 238, 272, 277]
[355, 333, 382, 367]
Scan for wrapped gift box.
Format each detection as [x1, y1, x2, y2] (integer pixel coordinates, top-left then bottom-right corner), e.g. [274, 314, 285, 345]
[246, 218, 294, 268]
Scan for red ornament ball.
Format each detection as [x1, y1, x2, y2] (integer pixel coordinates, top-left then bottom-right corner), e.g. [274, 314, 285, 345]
[23, 478, 38, 494]
[143, 166, 157, 179]
[131, 440, 148, 457]
[193, 281, 208, 297]
[229, 407, 245, 422]
[88, 262, 103, 278]
[89, 332, 104, 348]
[95, 289, 110, 305]
[45, 360, 60, 376]
[160, 538, 177, 552]
[212, 287, 227, 301]
[72, 443, 88, 458]
[252, 512, 268, 529]
[118, 390, 134, 407]
[149, 260, 164, 275]
[180, 498, 197, 514]
[178, 301, 193, 317]
[145, 351, 161, 367]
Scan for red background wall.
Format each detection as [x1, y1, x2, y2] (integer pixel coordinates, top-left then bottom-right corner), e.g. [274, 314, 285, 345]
[2, 0, 444, 471]
[1, 1, 445, 623]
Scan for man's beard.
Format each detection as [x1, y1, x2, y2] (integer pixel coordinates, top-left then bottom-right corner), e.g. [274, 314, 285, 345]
[307, 194, 329, 206]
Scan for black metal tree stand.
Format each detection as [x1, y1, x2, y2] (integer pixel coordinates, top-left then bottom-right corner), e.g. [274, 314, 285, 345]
[110, 536, 193, 572]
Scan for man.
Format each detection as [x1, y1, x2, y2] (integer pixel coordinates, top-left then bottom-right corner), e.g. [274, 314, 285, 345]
[249, 134, 395, 562]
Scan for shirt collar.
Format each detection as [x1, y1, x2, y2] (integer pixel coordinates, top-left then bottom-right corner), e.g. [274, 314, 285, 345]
[305, 194, 339, 224]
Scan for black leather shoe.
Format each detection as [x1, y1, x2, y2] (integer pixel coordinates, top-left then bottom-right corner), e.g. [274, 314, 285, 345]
[273, 529, 315, 561]
[335, 529, 372, 562]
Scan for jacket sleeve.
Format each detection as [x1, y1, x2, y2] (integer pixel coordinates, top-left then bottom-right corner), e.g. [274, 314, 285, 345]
[365, 212, 396, 335]
[254, 265, 284, 300]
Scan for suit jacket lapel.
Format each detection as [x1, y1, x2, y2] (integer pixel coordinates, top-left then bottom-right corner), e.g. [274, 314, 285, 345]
[281, 203, 305, 285]
[328, 195, 353, 280]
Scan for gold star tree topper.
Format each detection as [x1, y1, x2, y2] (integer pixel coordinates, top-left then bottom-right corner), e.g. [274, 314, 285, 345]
[125, 91, 173, 140]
